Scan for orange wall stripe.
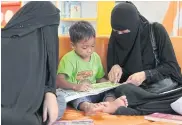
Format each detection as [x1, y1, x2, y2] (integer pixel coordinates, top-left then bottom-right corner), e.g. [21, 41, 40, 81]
[162, 1, 177, 35]
[178, 1, 182, 36]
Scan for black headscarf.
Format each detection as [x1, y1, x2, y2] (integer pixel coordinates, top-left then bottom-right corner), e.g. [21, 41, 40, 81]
[2, 1, 60, 37]
[108, 2, 153, 75]
[107, 2, 182, 84]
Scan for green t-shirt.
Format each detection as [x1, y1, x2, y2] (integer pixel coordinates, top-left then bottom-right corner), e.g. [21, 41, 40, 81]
[57, 50, 105, 84]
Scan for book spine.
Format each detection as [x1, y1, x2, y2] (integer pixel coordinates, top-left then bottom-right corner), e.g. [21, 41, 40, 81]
[60, 1, 65, 18]
[65, 1, 70, 18]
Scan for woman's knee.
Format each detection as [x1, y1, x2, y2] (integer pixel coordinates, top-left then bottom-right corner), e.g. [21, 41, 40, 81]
[2, 108, 41, 125]
[114, 106, 142, 115]
[115, 84, 136, 97]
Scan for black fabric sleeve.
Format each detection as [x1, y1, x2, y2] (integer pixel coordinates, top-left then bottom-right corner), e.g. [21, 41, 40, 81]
[144, 23, 182, 84]
[107, 34, 131, 83]
[144, 69, 164, 83]
[107, 34, 115, 73]
[43, 25, 59, 95]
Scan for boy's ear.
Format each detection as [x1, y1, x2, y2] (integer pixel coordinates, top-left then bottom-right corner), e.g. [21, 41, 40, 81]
[71, 42, 74, 49]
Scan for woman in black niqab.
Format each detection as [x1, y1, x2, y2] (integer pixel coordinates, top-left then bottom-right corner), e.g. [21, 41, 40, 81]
[107, 2, 182, 115]
[2, 1, 61, 125]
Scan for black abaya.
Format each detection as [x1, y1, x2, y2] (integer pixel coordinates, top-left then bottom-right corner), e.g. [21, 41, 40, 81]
[1, 2, 60, 124]
[107, 2, 182, 115]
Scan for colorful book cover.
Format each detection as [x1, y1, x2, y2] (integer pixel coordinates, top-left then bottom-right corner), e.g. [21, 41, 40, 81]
[70, 2, 81, 18]
[64, 1, 70, 18]
[53, 119, 94, 125]
[144, 112, 182, 124]
[59, 1, 65, 18]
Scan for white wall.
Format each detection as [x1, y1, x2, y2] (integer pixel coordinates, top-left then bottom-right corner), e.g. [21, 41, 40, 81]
[133, 1, 170, 23]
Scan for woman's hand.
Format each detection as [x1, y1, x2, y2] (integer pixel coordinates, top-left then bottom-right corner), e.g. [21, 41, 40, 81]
[108, 65, 122, 83]
[43, 92, 58, 125]
[126, 71, 146, 86]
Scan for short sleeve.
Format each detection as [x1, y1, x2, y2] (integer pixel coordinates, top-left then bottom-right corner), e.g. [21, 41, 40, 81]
[57, 57, 73, 78]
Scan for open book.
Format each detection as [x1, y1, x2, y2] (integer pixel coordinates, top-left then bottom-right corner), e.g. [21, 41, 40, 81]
[56, 82, 122, 103]
[144, 113, 182, 124]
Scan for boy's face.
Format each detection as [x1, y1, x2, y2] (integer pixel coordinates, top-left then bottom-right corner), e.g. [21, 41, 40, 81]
[72, 37, 95, 59]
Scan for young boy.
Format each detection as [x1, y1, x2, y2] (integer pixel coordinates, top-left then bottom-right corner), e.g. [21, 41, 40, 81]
[56, 21, 128, 115]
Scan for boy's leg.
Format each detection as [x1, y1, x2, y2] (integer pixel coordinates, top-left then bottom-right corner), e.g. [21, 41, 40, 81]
[70, 95, 104, 115]
[57, 94, 67, 120]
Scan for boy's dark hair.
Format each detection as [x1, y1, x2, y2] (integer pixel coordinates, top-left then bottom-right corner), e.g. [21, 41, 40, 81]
[69, 21, 95, 43]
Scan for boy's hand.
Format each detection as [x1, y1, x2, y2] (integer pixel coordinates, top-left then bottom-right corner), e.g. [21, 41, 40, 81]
[74, 83, 92, 92]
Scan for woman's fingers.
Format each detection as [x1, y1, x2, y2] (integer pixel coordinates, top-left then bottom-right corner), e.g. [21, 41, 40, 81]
[126, 75, 141, 86]
[114, 65, 122, 83]
[117, 70, 122, 82]
[114, 71, 118, 83]
[43, 106, 47, 122]
[108, 70, 114, 82]
[108, 65, 122, 83]
[127, 75, 132, 82]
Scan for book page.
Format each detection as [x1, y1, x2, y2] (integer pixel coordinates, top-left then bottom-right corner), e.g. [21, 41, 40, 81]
[56, 82, 122, 102]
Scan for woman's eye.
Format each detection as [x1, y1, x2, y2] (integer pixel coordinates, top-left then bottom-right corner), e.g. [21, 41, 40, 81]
[123, 29, 131, 33]
[118, 31, 124, 34]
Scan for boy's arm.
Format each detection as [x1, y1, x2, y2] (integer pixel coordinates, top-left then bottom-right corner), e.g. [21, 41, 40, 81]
[56, 74, 77, 90]
[57, 57, 77, 90]
[56, 74, 91, 92]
